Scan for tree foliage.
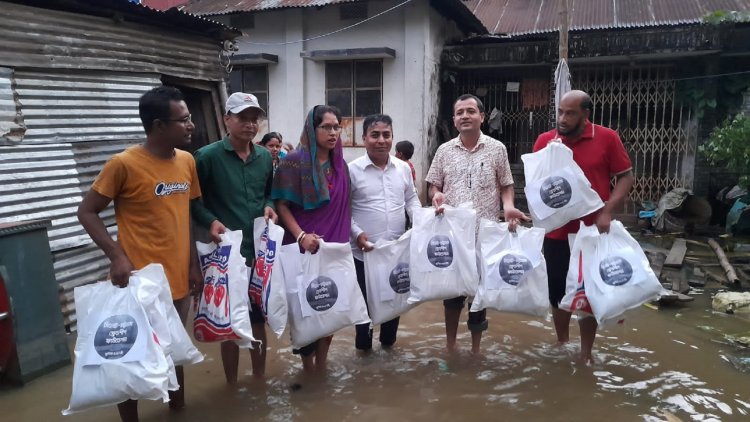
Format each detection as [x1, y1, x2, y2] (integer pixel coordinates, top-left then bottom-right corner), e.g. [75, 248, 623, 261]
[702, 10, 750, 24]
[699, 115, 750, 187]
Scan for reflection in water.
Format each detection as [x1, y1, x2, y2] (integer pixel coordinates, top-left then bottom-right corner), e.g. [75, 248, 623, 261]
[1, 298, 749, 421]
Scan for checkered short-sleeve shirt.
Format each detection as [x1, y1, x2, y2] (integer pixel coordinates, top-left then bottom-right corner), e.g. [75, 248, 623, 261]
[425, 133, 514, 222]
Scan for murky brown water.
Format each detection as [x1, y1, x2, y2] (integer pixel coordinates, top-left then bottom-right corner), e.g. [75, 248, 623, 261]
[2, 293, 749, 421]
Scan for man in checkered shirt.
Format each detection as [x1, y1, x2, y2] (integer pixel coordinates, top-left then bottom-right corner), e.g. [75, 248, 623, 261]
[426, 93, 528, 355]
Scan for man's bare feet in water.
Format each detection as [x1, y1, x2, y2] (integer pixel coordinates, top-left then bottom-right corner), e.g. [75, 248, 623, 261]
[578, 352, 596, 366]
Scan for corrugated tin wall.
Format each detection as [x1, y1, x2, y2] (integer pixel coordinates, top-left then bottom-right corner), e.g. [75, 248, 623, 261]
[1, 70, 159, 248]
[0, 67, 26, 143]
[1, 2, 224, 82]
[0, 70, 162, 331]
[0, 3, 227, 331]
[14, 71, 156, 145]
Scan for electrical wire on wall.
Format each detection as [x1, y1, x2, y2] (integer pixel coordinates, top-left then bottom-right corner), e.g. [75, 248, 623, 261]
[241, 0, 413, 46]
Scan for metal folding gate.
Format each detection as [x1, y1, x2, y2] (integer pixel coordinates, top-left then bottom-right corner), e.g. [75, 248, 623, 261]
[451, 67, 554, 164]
[450, 63, 696, 211]
[572, 64, 697, 210]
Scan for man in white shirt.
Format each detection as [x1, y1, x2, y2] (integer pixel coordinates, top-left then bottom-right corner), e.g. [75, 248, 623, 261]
[350, 114, 421, 352]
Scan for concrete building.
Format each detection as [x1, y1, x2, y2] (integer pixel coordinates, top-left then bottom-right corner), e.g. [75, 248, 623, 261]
[183, 0, 486, 195]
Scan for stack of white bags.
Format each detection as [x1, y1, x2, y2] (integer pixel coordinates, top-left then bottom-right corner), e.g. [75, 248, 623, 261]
[64, 170, 663, 415]
[63, 264, 203, 415]
[521, 141, 661, 323]
[560, 221, 663, 324]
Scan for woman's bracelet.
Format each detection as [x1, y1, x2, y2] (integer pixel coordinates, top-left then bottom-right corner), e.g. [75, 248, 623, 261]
[296, 231, 306, 244]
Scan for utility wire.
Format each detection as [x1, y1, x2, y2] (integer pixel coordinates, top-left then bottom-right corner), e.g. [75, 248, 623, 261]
[241, 0, 413, 46]
[668, 70, 750, 82]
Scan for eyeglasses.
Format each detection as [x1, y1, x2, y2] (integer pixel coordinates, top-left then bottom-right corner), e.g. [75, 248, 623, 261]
[318, 124, 342, 133]
[164, 114, 192, 124]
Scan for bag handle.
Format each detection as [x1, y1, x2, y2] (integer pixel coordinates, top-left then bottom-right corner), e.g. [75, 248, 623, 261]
[508, 227, 522, 251]
[599, 227, 611, 258]
[431, 209, 445, 235]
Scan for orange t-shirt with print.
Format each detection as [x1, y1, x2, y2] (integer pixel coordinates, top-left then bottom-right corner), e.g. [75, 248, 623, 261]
[92, 145, 201, 299]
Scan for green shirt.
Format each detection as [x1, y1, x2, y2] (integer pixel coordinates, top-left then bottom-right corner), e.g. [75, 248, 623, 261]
[191, 137, 274, 264]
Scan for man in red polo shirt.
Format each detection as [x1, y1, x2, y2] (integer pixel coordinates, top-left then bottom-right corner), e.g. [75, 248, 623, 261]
[533, 90, 634, 363]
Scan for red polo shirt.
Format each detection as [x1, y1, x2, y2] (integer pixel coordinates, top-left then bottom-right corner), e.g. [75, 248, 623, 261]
[533, 120, 632, 240]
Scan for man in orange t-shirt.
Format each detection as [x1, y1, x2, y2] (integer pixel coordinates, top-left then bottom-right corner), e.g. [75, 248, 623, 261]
[77, 86, 202, 421]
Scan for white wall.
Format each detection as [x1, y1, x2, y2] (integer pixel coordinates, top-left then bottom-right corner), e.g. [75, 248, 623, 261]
[225, 0, 462, 194]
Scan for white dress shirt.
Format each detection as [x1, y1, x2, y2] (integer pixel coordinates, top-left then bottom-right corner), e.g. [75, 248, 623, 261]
[349, 154, 421, 261]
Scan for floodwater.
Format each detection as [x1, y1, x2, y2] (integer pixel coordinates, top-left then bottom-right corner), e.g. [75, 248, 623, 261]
[2, 294, 749, 421]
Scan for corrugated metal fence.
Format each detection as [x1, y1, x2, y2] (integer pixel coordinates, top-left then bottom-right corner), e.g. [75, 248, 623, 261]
[0, 70, 158, 330]
[0, 0, 229, 331]
[0, 67, 25, 143]
[1, 2, 224, 82]
[14, 71, 154, 145]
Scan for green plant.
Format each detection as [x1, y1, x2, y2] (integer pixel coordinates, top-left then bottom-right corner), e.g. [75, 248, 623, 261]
[703, 10, 750, 25]
[675, 82, 717, 120]
[676, 75, 750, 120]
[699, 115, 750, 187]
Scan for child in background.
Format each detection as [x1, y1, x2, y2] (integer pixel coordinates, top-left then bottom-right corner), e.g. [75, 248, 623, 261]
[395, 140, 416, 183]
[395, 140, 417, 230]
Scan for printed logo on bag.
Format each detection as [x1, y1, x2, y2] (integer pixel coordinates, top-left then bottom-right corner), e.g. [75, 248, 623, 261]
[427, 235, 453, 268]
[251, 226, 277, 306]
[199, 245, 231, 270]
[598, 256, 634, 286]
[198, 245, 232, 318]
[539, 176, 572, 208]
[154, 181, 190, 197]
[498, 254, 533, 286]
[93, 315, 138, 360]
[389, 262, 411, 294]
[306, 276, 338, 311]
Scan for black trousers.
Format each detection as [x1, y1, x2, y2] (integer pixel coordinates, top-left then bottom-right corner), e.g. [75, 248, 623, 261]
[543, 237, 571, 308]
[354, 257, 400, 350]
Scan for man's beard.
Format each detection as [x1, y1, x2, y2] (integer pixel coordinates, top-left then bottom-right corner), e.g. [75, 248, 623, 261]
[557, 121, 582, 136]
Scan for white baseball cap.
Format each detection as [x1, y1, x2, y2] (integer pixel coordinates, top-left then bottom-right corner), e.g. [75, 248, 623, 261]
[226, 92, 265, 115]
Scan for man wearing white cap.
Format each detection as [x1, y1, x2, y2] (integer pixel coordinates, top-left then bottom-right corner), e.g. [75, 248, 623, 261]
[191, 92, 277, 383]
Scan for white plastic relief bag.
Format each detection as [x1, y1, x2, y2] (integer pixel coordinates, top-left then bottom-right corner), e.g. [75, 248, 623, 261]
[129, 264, 203, 366]
[408, 204, 478, 304]
[63, 282, 171, 415]
[522, 141, 603, 232]
[249, 217, 287, 338]
[471, 220, 549, 318]
[364, 231, 417, 326]
[284, 241, 369, 349]
[581, 220, 662, 324]
[560, 223, 598, 315]
[194, 230, 256, 348]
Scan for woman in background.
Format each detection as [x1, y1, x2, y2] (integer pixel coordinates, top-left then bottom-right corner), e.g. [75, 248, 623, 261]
[260, 131, 283, 174]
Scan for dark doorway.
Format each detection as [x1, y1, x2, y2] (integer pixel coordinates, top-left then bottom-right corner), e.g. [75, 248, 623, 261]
[162, 78, 223, 153]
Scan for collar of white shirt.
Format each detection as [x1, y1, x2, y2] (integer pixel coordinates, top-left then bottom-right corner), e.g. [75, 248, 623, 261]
[360, 152, 395, 170]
